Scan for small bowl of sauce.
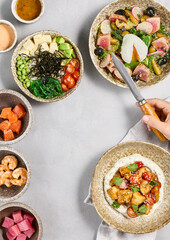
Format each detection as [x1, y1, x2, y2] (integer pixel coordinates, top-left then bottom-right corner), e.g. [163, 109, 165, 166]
[0, 20, 17, 53]
[11, 0, 44, 24]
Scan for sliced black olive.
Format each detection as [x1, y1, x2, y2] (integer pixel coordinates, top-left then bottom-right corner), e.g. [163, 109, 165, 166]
[158, 57, 167, 65]
[132, 75, 139, 81]
[114, 9, 126, 16]
[146, 7, 155, 17]
[94, 47, 104, 56]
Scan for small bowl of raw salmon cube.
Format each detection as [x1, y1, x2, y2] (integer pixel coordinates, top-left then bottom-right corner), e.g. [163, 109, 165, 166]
[0, 89, 33, 145]
[0, 202, 43, 240]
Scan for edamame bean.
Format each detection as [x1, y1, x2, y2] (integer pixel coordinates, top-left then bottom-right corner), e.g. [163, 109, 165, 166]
[20, 64, 25, 69]
[17, 71, 21, 76]
[17, 56, 21, 61]
[26, 69, 30, 73]
[22, 69, 26, 75]
[23, 82, 27, 88]
[17, 60, 23, 65]
[26, 82, 30, 88]
[22, 75, 26, 80]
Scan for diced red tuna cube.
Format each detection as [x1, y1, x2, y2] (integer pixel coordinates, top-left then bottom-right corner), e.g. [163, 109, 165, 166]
[97, 34, 111, 50]
[2, 217, 14, 229]
[16, 233, 27, 240]
[17, 219, 32, 232]
[24, 226, 35, 238]
[6, 231, 15, 240]
[13, 211, 24, 223]
[7, 225, 21, 238]
[24, 213, 34, 224]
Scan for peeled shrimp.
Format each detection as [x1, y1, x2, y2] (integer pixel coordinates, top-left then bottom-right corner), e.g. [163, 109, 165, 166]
[0, 171, 13, 186]
[11, 168, 27, 186]
[1, 155, 18, 171]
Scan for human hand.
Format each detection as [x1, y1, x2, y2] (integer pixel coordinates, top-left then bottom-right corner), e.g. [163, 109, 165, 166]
[140, 99, 170, 140]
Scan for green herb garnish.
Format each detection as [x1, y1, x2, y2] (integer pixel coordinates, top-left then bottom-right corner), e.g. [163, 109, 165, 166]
[127, 163, 138, 171]
[132, 204, 147, 216]
[149, 180, 159, 186]
[112, 201, 120, 208]
[98, 49, 108, 60]
[138, 204, 147, 214]
[124, 62, 139, 70]
[130, 185, 140, 192]
[113, 177, 123, 186]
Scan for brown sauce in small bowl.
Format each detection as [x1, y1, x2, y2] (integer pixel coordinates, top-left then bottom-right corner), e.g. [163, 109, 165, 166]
[16, 0, 42, 21]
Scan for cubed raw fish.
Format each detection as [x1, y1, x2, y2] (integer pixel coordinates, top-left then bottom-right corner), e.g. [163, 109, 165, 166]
[6, 231, 15, 240]
[7, 225, 21, 238]
[17, 219, 32, 232]
[13, 210, 24, 223]
[16, 233, 27, 240]
[24, 213, 34, 224]
[2, 216, 14, 229]
[24, 226, 35, 238]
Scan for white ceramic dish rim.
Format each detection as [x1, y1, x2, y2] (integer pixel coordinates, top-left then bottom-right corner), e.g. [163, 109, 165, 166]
[0, 89, 33, 146]
[0, 147, 31, 203]
[11, 0, 45, 24]
[0, 20, 17, 53]
[0, 202, 43, 240]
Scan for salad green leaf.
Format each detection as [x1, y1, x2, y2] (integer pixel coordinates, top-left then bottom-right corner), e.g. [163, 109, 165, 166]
[112, 30, 123, 42]
[127, 163, 138, 171]
[141, 35, 152, 47]
[113, 177, 123, 186]
[112, 201, 120, 209]
[124, 62, 139, 70]
[148, 55, 154, 73]
[157, 30, 168, 36]
[125, 6, 132, 11]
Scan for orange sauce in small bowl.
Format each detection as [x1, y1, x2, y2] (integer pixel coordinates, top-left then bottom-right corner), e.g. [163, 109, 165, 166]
[16, 0, 42, 21]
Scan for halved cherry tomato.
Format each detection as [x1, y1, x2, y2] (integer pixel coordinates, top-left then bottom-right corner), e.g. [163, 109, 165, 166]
[61, 83, 69, 91]
[144, 193, 155, 206]
[155, 180, 161, 188]
[142, 172, 152, 181]
[130, 174, 142, 186]
[135, 161, 144, 169]
[66, 64, 75, 74]
[70, 59, 80, 70]
[72, 70, 80, 81]
[127, 207, 137, 218]
[62, 73, 76, 89]
[119, 178, 129, 190]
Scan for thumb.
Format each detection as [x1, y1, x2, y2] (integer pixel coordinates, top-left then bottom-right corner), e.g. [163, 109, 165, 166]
[142, 115, 168, 135]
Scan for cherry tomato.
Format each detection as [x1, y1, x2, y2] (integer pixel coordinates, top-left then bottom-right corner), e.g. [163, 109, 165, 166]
[70, 59, 80, 70]
[135, 161, 144, 169]
[66, 64, 75, 74]
[155, 180, 161, 188]
[72, 70, 80, 81]
[62, 73, 76, 89]
[127, 207, 137, 218]
[144, 193, 155, 206]
[61, 83, 69, 91]
[130, 174, 142, 186]
[119, 178, 129, 190]
[142, 172, 152, 181]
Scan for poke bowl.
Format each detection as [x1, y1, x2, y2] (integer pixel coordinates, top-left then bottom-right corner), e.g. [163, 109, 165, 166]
[11, 30, 84, 103]
[89, 0, 170, 88]
[0, 147, 31, 203]
[92, 141, 170, 233]
[0, 89, 33, 145]
[0, 202, 43, 240]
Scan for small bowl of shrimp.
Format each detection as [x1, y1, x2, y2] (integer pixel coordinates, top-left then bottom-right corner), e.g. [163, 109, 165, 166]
[0, 147, 31, 202]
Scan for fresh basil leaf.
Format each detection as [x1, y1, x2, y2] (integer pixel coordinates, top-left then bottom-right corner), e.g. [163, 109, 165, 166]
[149, 180, 159, 186]
[127, 163, 138, 171]
[139, 204, 147, 213]
[112, 201, 120, 209]
[113, 177, 123, 186]
[130, 185, 140, 192]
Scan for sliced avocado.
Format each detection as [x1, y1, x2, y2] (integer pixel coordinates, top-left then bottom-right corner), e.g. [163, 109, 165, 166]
[61, 58, 71, 66]
[55, 37, 65, 44]
[59, 43, 72, 51]
[63, 49, 73, 58]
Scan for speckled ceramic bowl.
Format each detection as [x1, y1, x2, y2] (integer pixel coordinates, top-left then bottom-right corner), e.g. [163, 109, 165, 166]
[92, 141, 170, 233]
[0, 89, 33, 145]
[11, 30, 84, 103]
[0, 147, 31, 203]
[0, 202, 43, 240]
[89, 0, 170, 88]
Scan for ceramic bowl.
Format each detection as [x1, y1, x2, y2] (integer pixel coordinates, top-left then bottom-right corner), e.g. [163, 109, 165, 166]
[0, 89, 33, 145]
[0, 147, 31, 203]
[11, 0, 45, 24]
[11, 30, 84, 103]
[89, 0, 170, 88]
[0, 20, 17, 53]
[0, 202, 43, 240]
[92, 141, 170, 233]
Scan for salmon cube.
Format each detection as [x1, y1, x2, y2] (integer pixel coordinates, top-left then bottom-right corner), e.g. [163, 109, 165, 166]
[16, 233, 27, 240]
[6, 231, 15, 240]
[13, 211, 24, 223]
[4, 129, 15, 141]
[8, 111, 18, 123]
[24, 213, 34, 224]
[24, 226, 35, 238]
[10, 120, 22, 134]
[2, 217, 14, 229]
[0, 120, 11, 132]
[17, 219, 32, 232]
[0, 108, 12, 119]
[7, 225, 21, 238]
[13, 104, 26, 119]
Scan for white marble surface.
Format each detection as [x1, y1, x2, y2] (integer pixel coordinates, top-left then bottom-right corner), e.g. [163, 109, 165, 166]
[0, 0, 169, 239]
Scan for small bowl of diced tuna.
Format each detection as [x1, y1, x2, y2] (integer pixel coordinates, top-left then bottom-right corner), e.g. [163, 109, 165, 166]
[0, 202, 43, 240]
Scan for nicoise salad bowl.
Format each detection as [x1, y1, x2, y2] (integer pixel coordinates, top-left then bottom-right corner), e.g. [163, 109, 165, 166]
[11, 30, 84, 103]
[92, 141, 170, 233]
[89, 0, 170, 88]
